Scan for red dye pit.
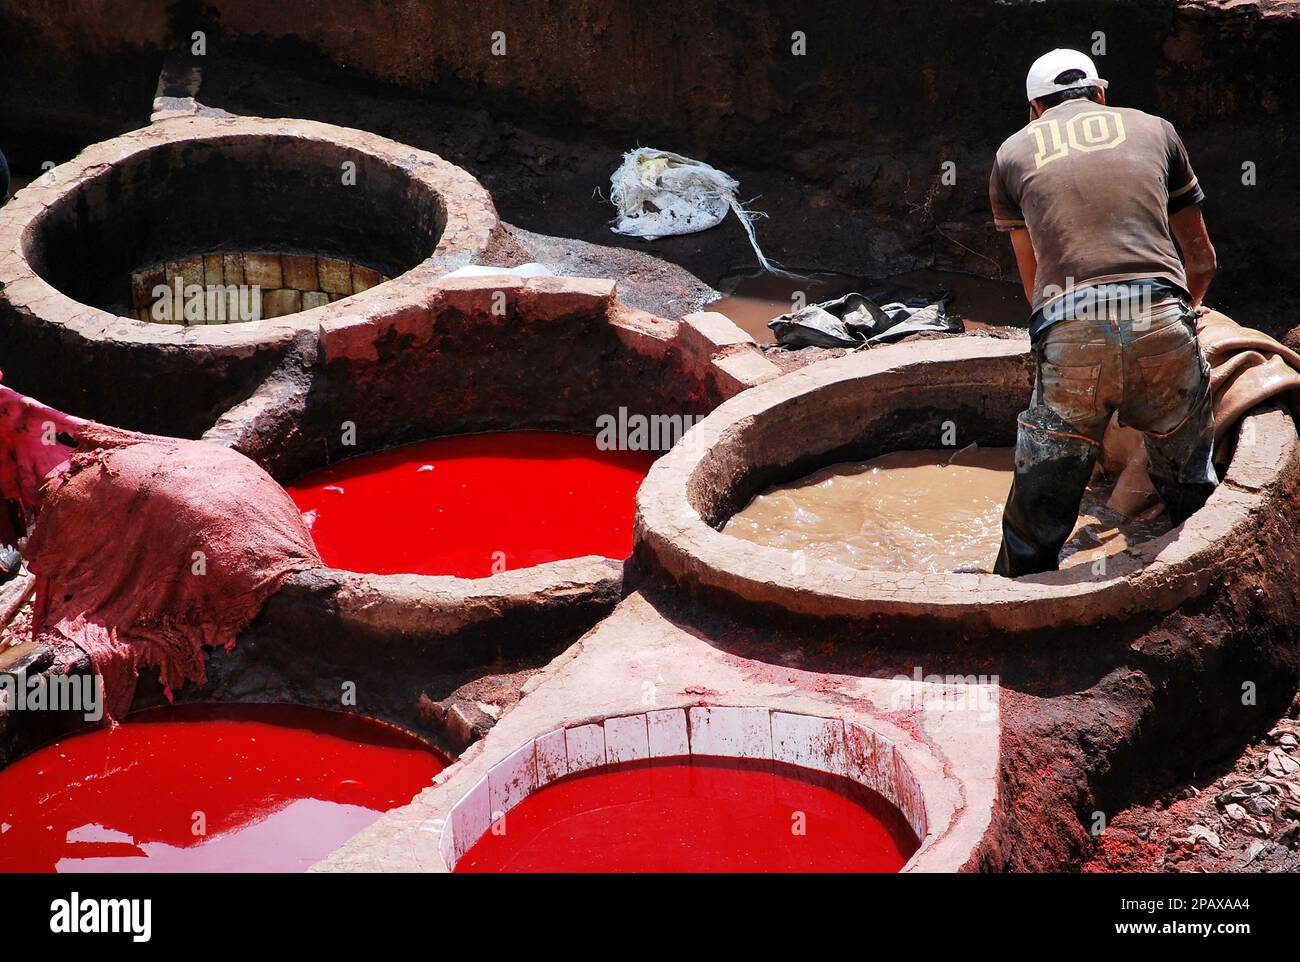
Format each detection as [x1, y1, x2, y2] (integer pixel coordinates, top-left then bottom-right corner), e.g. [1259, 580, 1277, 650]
[455, 757, 919, 873]
[0, 704, 443, 873]
[287, 431, 656, 577]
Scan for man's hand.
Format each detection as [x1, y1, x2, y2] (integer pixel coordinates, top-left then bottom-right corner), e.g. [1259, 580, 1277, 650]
[1170, 204, 1216, 308]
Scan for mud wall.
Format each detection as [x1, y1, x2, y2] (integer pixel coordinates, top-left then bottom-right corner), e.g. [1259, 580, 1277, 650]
[3, 1, 1298, 323]
[0, 3, 166, 168]
[202, 0, 1296, 313]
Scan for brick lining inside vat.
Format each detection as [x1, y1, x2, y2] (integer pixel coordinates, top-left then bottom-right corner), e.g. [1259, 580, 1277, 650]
[439, 707, 930, 872]
[128, 251, 390, 323]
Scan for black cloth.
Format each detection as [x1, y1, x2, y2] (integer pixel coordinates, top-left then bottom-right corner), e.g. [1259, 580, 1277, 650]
[769, 292, 959, 349]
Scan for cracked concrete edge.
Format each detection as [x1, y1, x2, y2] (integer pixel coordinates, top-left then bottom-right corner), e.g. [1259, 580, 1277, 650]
[279, 555, 625, 637]
[315, 272, 779, 401]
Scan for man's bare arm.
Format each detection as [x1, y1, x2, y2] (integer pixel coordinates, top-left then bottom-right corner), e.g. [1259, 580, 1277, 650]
[1170, 204, 1216, 308]
[1008, 228, 1037, 305]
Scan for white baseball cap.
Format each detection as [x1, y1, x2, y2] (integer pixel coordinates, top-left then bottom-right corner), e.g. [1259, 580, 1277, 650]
[1025, 48, 1109, 102]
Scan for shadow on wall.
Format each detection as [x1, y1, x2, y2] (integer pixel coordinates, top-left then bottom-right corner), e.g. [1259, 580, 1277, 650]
[0, 3, 164, 170]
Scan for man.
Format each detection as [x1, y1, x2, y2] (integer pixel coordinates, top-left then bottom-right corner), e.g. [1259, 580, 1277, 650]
[989, 48, 1218, 577]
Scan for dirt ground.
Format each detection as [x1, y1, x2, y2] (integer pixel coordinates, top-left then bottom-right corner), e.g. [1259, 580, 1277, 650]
[1086, 695, 1300, 872]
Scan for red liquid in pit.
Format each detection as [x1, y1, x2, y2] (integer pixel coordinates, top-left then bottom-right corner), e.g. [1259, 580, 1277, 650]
[456, 757, 918, 873]
[287, 431, 656, 577]
[0, 704, 443, 873]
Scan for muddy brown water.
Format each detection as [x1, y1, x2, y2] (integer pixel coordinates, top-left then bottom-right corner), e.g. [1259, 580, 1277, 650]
[705, 269, 1028, 345]
[723, 447, 1171, 574]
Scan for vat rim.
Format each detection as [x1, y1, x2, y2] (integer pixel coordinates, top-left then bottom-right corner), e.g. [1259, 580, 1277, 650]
[0, 114, 499, 351]
[634, 336, 1296, 632]
[437, 706, 940, 874]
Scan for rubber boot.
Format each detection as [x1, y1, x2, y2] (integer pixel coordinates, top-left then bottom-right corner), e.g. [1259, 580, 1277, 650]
[994, 406, 1099, 578]
[1143, 372, 1217, 526]
[1149, 479, 1216, 526]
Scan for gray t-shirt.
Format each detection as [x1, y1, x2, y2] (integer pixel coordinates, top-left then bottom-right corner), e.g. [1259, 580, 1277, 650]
[990, 98, 1205, 315]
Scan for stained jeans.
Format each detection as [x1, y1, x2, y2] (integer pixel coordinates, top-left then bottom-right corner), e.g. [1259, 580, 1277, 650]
[994, 295, 1217, 577]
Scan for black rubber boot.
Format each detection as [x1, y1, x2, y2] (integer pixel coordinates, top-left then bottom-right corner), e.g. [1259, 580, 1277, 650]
[994, 406, 1100, 578]
[1143, 375, 1218, 526]
[1149, 479, 1216, 526]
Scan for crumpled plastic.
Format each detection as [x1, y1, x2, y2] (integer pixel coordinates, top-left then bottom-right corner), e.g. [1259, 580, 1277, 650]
[768, 292, 960, 348]
[608, 147, 792, 274]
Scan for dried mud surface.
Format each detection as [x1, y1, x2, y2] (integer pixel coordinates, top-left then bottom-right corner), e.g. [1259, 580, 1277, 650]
[1085, 700, 1300, 873]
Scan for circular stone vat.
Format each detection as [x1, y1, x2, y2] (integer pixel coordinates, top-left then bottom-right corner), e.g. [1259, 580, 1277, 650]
[0, 703, 443, 872]
[181, 277, 770, 747]
[440, 709, 927, 873]
[5, 116, 495, 327]
[0, 115, 497, 432]
[635, 337, 1299, 633]
[286, 431, 655, 578]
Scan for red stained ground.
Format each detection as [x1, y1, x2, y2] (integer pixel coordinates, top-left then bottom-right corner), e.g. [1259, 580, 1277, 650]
[455, 756, 919, 873]
[0, 704, 443, 873]
[286, 431, 656, 578]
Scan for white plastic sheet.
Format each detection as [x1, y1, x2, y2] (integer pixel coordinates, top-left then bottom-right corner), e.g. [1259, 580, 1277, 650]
[608, 147, 790, 274]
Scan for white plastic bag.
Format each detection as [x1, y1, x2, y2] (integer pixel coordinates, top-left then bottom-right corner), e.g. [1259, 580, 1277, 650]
[608, 147, 790, 274]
